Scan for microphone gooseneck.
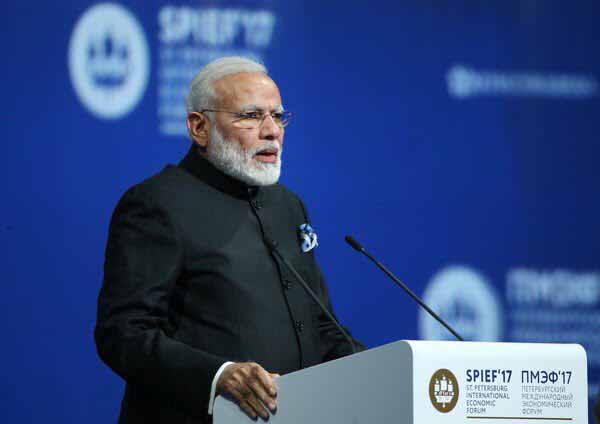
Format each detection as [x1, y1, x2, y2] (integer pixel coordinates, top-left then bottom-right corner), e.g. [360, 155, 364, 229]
[267, 239, 357, 354]
[344, 235, 464, 342]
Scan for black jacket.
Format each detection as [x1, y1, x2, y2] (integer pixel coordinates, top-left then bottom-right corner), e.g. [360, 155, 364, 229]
[95, 147, 362, 423]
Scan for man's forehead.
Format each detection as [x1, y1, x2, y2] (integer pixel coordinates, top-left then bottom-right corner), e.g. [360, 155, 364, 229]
[213, 72, 282, 107]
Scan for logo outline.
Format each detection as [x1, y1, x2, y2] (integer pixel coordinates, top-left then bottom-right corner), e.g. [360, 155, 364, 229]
[68, 3, 150, 120]
[429, 368, 460, 413]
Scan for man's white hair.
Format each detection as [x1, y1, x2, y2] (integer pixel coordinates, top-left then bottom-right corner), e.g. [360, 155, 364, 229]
[185, 56, 268, 113]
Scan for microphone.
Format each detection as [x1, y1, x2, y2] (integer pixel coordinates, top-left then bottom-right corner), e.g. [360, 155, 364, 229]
[266, 239, 357, 354]
[344, 235, 464, 341]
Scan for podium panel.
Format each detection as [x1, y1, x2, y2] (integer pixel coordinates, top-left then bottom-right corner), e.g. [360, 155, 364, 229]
[213, 341, 587, 424]
[410, 341, 587, 423]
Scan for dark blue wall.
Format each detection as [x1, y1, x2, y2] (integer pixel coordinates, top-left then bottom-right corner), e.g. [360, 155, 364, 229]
[3, 1, 599, 422]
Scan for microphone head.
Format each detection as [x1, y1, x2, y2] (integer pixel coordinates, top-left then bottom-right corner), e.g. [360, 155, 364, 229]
[344, 235, 364, 252]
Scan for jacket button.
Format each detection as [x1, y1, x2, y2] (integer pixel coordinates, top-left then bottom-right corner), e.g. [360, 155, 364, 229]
[251, 200, 262, 210]
[283, 279, 292, 290]
[295, 320, 304, 332]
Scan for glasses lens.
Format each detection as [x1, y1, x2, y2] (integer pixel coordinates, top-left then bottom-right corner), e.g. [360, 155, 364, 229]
[233, 111, 262, 129]
[231, 111, 292, 128]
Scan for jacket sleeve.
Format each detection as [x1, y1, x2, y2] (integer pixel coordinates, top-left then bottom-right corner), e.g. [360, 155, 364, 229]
[95, 185, 226, 418]
[293, 194, 366, 361]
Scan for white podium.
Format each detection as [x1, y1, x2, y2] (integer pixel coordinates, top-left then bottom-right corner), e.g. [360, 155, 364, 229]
[214, 340, 587, 423]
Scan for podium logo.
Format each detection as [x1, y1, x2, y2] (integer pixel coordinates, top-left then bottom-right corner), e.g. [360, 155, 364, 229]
[68, 3, 150, 119]
[429, 369, 459, 413]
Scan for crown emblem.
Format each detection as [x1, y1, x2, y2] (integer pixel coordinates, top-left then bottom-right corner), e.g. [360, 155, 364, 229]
[433, 374, 455, 408]
[86, 30, 130, 87]
[429, 368, 459, 413]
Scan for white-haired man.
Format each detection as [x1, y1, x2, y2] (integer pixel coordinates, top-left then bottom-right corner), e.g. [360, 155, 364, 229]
[95, 57, 363, 424]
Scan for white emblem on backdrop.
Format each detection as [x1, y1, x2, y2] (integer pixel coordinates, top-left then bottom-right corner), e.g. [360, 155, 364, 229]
[68, 3, 150, 119]
[419, 266, 503, 341]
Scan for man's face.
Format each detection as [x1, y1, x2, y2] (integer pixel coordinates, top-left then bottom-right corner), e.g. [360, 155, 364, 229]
[212, 72, 284, 159]
[204, 72, 284, 186]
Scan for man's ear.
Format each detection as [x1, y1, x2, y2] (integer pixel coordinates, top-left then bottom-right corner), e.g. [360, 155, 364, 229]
[187, 112, 211, 148]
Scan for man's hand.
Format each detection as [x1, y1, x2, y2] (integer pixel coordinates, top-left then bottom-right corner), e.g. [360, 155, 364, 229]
[217, 362, 279, 420]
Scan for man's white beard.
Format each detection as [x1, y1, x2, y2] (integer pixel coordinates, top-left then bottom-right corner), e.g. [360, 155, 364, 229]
[204, 125, 282, 186]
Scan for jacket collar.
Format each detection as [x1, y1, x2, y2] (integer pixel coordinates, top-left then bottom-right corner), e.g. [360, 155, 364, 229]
[178, 145, 261, 200]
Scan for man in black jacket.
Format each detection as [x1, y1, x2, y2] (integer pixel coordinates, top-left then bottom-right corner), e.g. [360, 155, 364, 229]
[95, 56, 363, 424]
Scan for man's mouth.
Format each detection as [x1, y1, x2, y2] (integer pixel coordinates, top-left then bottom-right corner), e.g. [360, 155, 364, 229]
[254, 147, 280, 163]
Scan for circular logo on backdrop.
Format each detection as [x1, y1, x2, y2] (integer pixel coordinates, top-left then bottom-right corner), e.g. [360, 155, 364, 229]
[68, 3, 150, 119]
[419, 266, 502, 341]
[429, 369, 459, 413]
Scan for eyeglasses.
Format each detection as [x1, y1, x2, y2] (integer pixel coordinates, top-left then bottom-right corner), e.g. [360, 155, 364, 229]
[199, 109, 292, 129]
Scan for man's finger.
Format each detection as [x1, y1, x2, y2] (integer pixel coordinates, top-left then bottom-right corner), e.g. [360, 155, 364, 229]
[254, 366, 277, 397]
[244, 390, 269, 419]
[228, 386, 246, 405]
[238, 401, 258, 420]
[233, 386, 268, 420]
[229, 387, 258, 419]
[249, 378, 276, 412]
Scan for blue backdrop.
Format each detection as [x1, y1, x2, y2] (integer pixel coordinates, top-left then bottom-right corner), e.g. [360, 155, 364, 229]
[3, 1, 600, 422]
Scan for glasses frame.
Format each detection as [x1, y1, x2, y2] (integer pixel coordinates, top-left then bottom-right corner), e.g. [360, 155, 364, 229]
[198, 109, 292, 129]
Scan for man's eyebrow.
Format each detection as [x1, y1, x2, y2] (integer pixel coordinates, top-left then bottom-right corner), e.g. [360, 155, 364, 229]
[239, 104, 285, 112]
[238, 104, 259, 112]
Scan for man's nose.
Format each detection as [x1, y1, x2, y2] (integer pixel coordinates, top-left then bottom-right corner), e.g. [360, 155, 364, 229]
[259, 114, 282, 140]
